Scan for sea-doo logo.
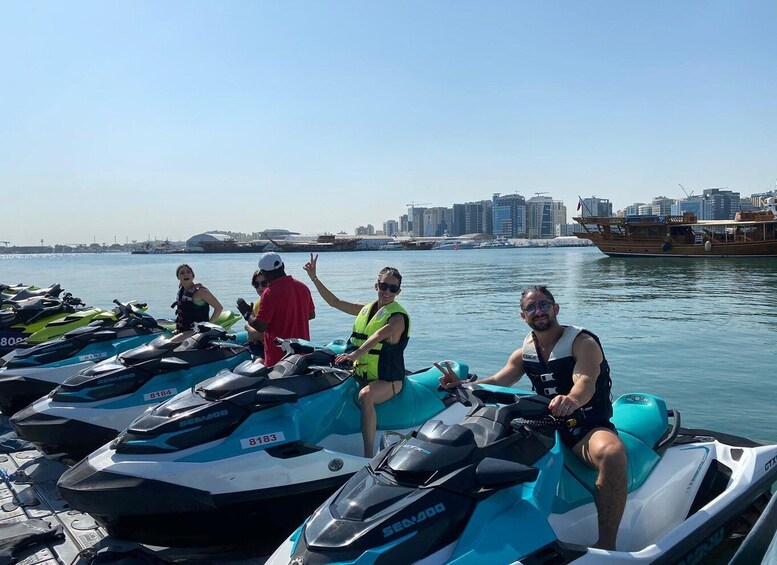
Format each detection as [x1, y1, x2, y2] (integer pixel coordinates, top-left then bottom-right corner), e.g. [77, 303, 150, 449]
[180, 410, 229, 428]
[289, 557, 304, 565]
[523, 353, 538, 361]
[96, 372, 136, 385]
[382, 503, 446, 538]
[766, 455, 777, 472]
[676, 527, 725, 565]
[683, 446, 710, 493]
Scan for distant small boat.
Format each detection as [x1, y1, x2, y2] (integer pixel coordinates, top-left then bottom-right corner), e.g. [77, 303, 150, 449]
[379, 241, 403, 251]
[477, 237, 516, 249]
[270, 234, 361, 253]
[432, 238, 478, 250]
[400, 240, 434, 251]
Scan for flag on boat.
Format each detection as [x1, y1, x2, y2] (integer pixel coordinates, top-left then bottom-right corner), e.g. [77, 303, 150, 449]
[576, 197, 582, 211]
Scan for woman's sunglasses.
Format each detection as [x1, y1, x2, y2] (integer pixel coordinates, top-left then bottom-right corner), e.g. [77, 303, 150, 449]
[377, 281, 400, 293]
[252, 280, 269, 289]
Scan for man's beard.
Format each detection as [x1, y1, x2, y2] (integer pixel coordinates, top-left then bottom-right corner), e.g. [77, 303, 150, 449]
[527, 317, 553, 332]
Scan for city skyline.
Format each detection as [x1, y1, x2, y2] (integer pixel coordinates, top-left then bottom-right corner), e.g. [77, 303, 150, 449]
[3, 2, 776, 245]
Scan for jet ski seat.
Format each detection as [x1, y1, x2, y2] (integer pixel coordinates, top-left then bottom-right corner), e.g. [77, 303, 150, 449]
[369, 361, 469, 430]
[556, 393, 668, 508]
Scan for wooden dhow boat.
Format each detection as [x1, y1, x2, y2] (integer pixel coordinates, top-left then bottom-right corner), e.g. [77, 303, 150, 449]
[574, 196, 777, 257]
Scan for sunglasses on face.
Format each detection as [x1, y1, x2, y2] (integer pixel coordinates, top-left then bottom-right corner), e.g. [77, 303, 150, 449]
[252, 280, 269, 289]
[377, 281, 400, 293]
[521, 300, 553, 314]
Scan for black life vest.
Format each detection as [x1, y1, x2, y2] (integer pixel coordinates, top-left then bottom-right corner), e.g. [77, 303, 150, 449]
[522, 325, 613, 424]
[172, 283, 209, 332]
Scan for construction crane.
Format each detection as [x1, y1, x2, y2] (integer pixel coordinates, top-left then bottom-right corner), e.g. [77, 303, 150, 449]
[678, 184, 694, 198]
[405, 201, 432, 216]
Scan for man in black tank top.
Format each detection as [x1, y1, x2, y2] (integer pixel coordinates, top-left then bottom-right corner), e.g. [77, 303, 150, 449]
[437, 285, 627, 550]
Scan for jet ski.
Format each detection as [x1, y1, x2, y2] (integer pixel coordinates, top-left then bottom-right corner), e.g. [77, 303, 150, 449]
[13, 322, 252, 462]
[0, 303, 167, 415]
[22, 300, 148, 346]
[0, 283, 39, 295]
[267, 387, 777, 565]
[56, 350, 473, 549]
[0, 307, 242, 417]
[0, 293, 87, 355]
[0, 283, 63, 306]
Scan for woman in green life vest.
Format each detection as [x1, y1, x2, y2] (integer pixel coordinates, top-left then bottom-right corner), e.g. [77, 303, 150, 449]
[304, 254, 410, 457]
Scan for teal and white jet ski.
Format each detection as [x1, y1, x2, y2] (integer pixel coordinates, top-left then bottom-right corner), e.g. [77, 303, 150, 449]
[12, 322, 251, 462]
[267, 387, 777, 565]
[56, 348, 472, 550]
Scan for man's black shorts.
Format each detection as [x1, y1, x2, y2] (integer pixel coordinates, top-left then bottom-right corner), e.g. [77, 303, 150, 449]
[559, 420, 618, 450]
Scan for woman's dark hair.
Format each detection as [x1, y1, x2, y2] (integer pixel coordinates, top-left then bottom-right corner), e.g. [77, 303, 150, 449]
[520, 285, 555, 305]
[251, 269, 264, 286]
[378, 267, 402, 286]
[175, 264, 195, 287]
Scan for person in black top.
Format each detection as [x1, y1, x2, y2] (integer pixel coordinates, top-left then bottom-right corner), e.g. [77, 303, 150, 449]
[172, 264, 223, 334]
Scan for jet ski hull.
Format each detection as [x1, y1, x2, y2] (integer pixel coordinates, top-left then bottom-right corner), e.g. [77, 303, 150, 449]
[12, 347, 251, 460]
[56, 354, 470, 548]
[265, 391, 777, 565]
[0, 362, 94, 415]
[57, 455, 352, 549]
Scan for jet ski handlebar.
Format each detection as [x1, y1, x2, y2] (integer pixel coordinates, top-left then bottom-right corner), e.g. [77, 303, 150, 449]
[510, 409, 585, 432]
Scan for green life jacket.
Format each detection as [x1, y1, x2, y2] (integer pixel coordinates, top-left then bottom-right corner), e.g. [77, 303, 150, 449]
[350, 300, 410, 381]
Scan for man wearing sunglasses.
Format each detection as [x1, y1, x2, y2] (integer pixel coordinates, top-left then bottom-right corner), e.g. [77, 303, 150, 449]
[237, 252, 316, 366]
[438, 285, 626, 551]
[304, 253, 409, 458]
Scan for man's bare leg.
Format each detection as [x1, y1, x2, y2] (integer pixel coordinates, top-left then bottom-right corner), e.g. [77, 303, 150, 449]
[574, 428, 627, 550]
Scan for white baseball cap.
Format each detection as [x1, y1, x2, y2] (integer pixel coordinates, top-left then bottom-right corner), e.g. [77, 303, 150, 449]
[257, 252, 284, 272]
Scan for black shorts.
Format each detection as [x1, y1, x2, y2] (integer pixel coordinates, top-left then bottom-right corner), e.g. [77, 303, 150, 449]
[558, 421, 618, 450]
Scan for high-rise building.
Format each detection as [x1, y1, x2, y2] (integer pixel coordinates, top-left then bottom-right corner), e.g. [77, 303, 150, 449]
[355, 224, 375, 236]
[399, 214, 409, 234]
[551, 201, 568, 237]
[451, 204, 466, 236]
[461, 200, 493, 234]
[423, 207, 453, 237]
[579, 197, 613, 218]
[638, 204, 654, 215]
[383, 219, 399, 237]
[625, 203, 645, 216]
[651, 196, 675, 216]
[526, 196, 554, 239]
[492, 193, 526, 237]
[409, 207, 427, 236]
[702, 188, 740, 220]
[674, 197, 709, 219]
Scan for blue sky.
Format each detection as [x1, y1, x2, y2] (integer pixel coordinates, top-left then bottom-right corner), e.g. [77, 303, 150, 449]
[2, 1, 776, 245]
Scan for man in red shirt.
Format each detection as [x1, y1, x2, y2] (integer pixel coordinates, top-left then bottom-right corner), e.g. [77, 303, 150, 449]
[237, 252, 316, 366]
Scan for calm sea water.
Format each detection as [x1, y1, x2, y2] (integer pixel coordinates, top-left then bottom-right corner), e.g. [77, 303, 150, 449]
[2, 248, 776, 443]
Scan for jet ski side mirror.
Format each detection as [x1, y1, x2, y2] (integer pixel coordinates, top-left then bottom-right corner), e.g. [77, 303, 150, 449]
[475, 457, 539, 488]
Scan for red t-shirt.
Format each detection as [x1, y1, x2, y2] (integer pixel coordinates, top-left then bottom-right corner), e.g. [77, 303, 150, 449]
[256, 275, 315, 366]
